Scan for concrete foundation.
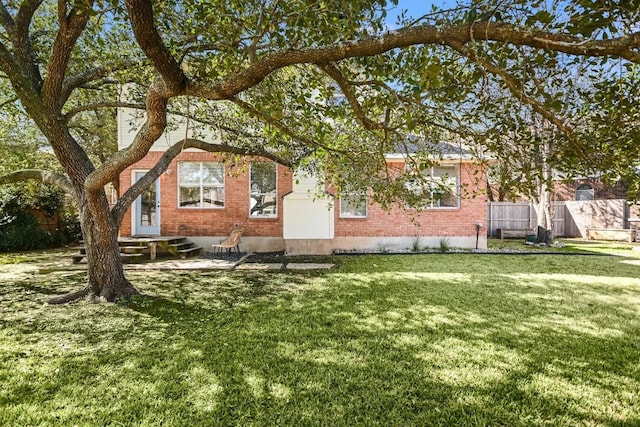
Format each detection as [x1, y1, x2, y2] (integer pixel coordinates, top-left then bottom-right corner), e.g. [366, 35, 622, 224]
[185, 234, 486, 255]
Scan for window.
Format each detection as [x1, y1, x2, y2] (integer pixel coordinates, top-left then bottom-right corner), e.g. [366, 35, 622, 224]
[340, 193, 367, 218]
[576, 184, 594, 201]
[249, 162, 277, 217]
[178, 162, 224, 208]
[429, 166, 459, 208]
[407, 165, 460, 209]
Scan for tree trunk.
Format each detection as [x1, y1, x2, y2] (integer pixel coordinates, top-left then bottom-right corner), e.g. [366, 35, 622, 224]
[48, 191, 139, 304]
[532, 185, 554, 245]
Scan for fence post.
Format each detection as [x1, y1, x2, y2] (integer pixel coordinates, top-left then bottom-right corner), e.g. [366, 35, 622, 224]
[488, 202, 492, 237]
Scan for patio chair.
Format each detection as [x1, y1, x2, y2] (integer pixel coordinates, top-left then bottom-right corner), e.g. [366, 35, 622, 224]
[212, 226, 244, 256]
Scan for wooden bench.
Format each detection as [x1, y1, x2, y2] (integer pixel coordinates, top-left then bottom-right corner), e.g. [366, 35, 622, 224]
[586, 228, 636, 242]
[497, 228, 533, 240]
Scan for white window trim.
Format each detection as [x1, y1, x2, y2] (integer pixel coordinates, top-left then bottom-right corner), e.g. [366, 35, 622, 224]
[177, 161, 225, 209]
[339, 193, 368, 218]
[249, 162, 278, 218]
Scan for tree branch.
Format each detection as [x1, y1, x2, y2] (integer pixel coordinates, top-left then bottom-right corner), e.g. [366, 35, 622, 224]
[0, 3, 42, 92]
[0, 169, 74, 196]
[61, 58, 146, 104]
[0, 3, 14, 30]
[125, 0, 186, 93]
[183, 22, 640, 102]
[230, 96, 354, 160]
[246, 0, 281, 64]
[93, 14, 640, 200]
[0, 40, 36, 97]
[42, 2, 92, 109]
[13, 0, 43, 87]
[317, 62, 384, 131]
[447, 40, 589, 162]
[64, 101, 145, 121]
[84, 77, 170, 192]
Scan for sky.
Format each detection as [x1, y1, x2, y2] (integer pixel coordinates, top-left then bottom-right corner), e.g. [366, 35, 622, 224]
[389, 0, 461, 25]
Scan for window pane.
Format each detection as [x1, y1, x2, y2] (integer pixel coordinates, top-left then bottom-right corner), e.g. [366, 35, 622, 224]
[435, 188, 458, 207]
[179, 186, 201, 207]
[340, 194, 367, 217]
[202, 186, 224, 207]
[178, 162, 202, 184]
[249, 162, 277, 217]
[251, 163, 276, 193]
[250, 194, 277, 216]
[433, 166, 456, 178]
[576, 184, 594, 201]
[201, 162, 224, 185]
[412, 165, 460, 208]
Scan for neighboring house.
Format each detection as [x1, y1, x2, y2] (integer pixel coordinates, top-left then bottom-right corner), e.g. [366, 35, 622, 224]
[551, 178, 633, 238]
[117, 109, 489, 254]
[553, 178, 628, 202]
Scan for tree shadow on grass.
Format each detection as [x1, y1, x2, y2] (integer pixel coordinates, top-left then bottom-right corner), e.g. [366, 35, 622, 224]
[12, 280, 70, 296]
[2, 265, 639, 426]
[120, 273, 640, 424]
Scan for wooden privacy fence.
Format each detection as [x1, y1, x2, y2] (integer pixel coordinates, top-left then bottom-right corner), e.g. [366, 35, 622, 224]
[487, 201, 567, 237]
[487, 200, 629, 238]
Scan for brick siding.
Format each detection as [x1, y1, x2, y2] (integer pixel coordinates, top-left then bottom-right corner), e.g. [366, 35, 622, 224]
[120, 152, 488, 239]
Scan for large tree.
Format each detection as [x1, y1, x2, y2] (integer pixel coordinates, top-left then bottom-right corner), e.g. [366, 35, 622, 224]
[0, 0, 639, 303]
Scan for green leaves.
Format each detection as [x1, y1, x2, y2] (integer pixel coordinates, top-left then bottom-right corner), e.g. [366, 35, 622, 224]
[2, 0, 640, 222]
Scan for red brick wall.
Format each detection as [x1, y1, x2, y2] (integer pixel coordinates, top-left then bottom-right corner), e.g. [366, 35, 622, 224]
[120, 152, 291, 238]
[120, 152, 487, 238]
[334, 162, 488, 237]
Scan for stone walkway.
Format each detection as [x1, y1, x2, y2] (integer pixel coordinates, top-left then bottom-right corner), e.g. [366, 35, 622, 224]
[34, 252, 335, 273]
[124, 256, 245, 271]
[235, 262, 335, 271]
[120, 254, 335, 271]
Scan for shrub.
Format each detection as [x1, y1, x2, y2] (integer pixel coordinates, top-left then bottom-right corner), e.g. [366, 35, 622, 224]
[411, 236, 422, 252]
[0, 212, 55, 251]
[438, 237, 451, 253]
[0, 183, 78, 251]
[61, 209, 82, 243]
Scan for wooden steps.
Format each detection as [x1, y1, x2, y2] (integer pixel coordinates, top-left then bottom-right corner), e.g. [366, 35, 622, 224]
[166, 240, 203, 258]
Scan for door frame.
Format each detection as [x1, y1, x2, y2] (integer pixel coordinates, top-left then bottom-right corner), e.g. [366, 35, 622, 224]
[131, 170, 161, 236]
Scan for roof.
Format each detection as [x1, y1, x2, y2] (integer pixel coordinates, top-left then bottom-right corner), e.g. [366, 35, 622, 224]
[386, 135, 478, 161]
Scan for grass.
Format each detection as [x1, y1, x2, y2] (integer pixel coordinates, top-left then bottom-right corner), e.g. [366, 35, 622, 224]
[489, 237, 640, 258]
[1, 245, 640, 426]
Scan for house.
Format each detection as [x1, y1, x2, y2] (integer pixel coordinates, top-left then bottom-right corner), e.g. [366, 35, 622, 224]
[117, 109, 489, 254]
[553, 178, 628, 202]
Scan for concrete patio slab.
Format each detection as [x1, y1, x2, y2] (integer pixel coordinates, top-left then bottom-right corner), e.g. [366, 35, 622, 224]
[286, 263, 335, 270]
[236, 263, 284, 270]
[124, 258, 238, 271]
[34, 253, 337, 273]
[123, 253, 251, 271]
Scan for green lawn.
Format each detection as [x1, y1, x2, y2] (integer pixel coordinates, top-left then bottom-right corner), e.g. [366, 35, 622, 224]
[488, 237, 640, 258]
[1, 248, 639, 426]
